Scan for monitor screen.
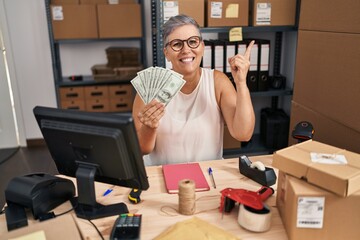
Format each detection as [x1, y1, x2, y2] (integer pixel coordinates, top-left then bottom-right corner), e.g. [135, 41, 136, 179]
[33, 106, 149, 219]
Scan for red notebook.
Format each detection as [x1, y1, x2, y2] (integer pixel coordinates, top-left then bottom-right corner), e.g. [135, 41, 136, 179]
[162, 162, 210, 194]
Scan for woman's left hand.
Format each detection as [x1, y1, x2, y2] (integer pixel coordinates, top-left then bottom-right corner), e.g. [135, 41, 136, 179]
[228, 40, 255, 85]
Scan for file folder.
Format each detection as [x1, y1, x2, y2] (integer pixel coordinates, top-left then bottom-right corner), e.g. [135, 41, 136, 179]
[211, 40, 226, 73]
[202, 40, 214, 69]
[258, 39, 270, 91]
[224, 40, 237, 74]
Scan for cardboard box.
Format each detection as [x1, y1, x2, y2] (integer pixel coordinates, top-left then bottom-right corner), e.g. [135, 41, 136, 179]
[109, 98, 133, 112]
[59, 86, 85, 101]
[289, 101, 360, 154]
[84, 85, 109, 99]
[92, 64, 141, 82]
[85, 98, 110, 112]
[273, 140, 360, 197]
[97, 4, 142, 38]
[252, 0, 297, 26]
[276, 172, 360, 240]
[163, 0, 205, 27]
[293, 30, 360, 133]
[207, 0, 249, 27]
[51, 4, 98, 39]
[60, 99, 86, 110]
[108, 84, 134, 98]
[0, 214, 82, 240]
[299, 0, 360, 34]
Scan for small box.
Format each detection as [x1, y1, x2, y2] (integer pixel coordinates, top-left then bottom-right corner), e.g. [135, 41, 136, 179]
[60, 99, 86, 110]
[84, 85, 109, 99]
[106, 47, 140, 67]
[260, 108, 290, 150]
[85, 98, 110, 112]
[207, 0, 249, 27]
[109, 98, 133, 112]
[91, 64, 142, 82]
[97, 4, 142, 38]
[276, 171, 360, 240]
[59, 86, 85, 101]
[108, 84, 134, 98]
[273, 140, 360, 197]
[50, 4, 98, 39]
[163, 0, 205, 27]
[251, 0, 297, 26]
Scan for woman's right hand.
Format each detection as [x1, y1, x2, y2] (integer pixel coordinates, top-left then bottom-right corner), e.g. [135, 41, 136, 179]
[137, 99, 165, 129]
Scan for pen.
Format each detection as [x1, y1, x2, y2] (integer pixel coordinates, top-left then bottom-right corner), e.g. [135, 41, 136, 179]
[103, 185, 115, 196]
[208, 167, 216, 189]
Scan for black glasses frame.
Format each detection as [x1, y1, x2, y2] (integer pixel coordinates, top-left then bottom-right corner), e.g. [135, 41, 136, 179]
[165, 36, 202, 52]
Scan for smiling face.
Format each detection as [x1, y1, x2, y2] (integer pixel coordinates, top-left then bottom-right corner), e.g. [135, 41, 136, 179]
[163, 24, 204, 78]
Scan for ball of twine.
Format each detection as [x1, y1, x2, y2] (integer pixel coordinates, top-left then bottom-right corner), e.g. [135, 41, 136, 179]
[178, 179, 196, 215]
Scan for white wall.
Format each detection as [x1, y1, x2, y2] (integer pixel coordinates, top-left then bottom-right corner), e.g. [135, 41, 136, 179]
[2, 0, 57, 142]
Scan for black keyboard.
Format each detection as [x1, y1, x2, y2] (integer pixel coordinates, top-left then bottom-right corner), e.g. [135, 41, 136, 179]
[110, 213, 142, 240]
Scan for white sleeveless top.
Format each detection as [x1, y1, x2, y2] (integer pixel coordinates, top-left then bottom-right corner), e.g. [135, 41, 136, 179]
[144, 68, 224, 166]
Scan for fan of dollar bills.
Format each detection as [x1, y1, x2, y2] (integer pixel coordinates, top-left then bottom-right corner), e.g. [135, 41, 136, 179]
[130, 67, 186, 105]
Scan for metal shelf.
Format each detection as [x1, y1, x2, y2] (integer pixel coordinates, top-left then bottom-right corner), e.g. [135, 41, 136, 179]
[250, 88, 293, 97]
[223, 134, 274, 158]
[201, 26, 297, 34]
[45, 0, 147, 107]
[57, 76, 132, 87]
[54, 37, 144, 44]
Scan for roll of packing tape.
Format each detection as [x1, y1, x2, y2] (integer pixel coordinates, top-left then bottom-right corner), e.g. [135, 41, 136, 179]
[238, 204, 272, 232]
[250, 161, 266, 171]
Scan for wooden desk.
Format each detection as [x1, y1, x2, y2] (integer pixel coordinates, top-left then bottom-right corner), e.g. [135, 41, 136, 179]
[0, 156, 288, 240]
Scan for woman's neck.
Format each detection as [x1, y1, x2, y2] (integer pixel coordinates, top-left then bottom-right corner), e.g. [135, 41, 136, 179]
[180, 68, 202, 94]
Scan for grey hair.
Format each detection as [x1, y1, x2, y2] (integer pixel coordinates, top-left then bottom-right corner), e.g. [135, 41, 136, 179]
[162, 14, 202, 44]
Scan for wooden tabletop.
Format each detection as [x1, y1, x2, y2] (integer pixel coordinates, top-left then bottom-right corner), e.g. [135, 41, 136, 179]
[0, 155, 288, 240]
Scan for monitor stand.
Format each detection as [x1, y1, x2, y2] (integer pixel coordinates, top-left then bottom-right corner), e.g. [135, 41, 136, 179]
[71, 164, 129, 220]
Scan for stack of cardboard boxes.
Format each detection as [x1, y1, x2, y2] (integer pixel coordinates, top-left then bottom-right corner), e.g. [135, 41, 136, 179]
[273, 140, 360, 240]
[162, 0, 298, 28]
[50, 0, 142, 39]
[289, 0, 360, 153]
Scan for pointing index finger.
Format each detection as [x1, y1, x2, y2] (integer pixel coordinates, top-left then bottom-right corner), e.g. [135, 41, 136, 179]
[244, 40, 255, 60]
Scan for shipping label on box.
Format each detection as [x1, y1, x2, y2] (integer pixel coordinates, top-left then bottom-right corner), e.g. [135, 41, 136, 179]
[273, 140, 360, 197]
[255, 3, 271, 25]
[276, 172, 360, 240]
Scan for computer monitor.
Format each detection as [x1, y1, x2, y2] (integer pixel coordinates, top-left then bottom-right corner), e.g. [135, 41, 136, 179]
[33, 106, 149, 220]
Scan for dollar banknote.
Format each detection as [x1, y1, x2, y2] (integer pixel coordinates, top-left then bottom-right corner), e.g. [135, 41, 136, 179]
[130, 67, 185, 105]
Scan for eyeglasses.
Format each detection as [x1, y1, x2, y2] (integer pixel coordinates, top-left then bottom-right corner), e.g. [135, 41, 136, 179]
[165, 36, 202, 52]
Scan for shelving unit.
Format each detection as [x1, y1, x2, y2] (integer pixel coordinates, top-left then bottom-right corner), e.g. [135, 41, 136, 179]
[151, 0, 298, 156]
[45, 0, 147, 112]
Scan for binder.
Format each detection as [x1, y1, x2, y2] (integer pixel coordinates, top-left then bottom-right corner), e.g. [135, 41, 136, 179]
[244, 39, 259, 92]
[162, 162, 210, 194]
[202, 40, 215, 69]
[258, 39, 270, 91]
[211, 40, 226, 73]
[224, 40, 237, 74]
